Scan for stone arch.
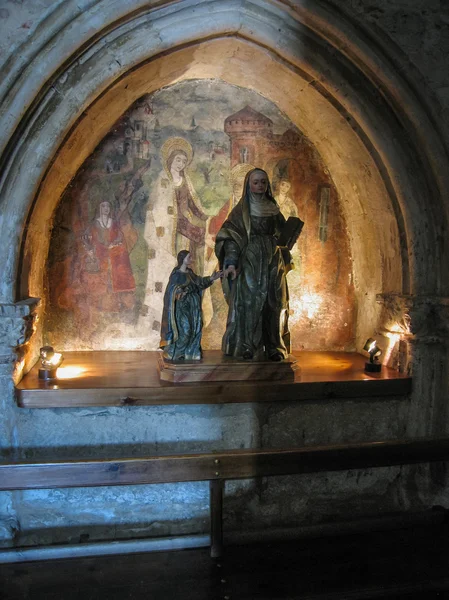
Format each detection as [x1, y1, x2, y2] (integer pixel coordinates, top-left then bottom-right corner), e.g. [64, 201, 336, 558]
[0, 0, 447, 375]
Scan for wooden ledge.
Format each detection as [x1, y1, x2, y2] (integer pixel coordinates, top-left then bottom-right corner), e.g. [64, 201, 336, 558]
[15, 351, 411, 408]
[0, 438, 447, 491]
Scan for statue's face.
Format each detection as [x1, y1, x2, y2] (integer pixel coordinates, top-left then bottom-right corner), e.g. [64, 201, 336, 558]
[100, 202, 111, 216]
[249, 171, 268, 195]
[171, 153, 188, 173]
[279, 180, 291, 194]
[183, 252, 193, 267]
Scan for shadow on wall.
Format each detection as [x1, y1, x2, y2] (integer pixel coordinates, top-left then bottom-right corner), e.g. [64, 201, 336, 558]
[2, 465, 431, 550]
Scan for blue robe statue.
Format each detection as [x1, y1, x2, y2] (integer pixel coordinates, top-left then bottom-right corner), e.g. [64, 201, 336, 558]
[160, 268, 214, 361]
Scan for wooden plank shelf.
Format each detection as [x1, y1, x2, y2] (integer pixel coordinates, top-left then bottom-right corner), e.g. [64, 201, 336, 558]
[0, 438, 444, 491]
[15, 350, 411, 408]
[0, 437, 444, 562]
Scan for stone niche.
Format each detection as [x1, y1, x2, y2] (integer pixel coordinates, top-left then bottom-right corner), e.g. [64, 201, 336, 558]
[4, 21, 426, 549]
[44, 79, 355, 353]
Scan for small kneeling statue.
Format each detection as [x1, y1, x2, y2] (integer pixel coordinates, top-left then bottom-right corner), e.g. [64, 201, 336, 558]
[160, 250, 222, 361]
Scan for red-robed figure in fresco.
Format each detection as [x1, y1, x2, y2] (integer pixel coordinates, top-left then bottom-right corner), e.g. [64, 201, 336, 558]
[81, 200, 136, 311]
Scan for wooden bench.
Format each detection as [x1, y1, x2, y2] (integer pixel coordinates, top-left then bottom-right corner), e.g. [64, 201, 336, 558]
[1, 438, 449, 558]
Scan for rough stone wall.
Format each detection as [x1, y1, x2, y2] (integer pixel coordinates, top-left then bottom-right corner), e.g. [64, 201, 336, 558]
[330, 0, 449, 136]
[2, 397, 412, 548]
[0, 0, 448, 550]
[0, 1, 447, 133]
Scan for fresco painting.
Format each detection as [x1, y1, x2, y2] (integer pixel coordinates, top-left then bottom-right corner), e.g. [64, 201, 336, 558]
[45, 79, 355, 351]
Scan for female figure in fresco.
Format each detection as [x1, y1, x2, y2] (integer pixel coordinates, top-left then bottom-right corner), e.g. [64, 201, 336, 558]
[147, 137, 208, 273]
[275, 178, 298, 219]
[160, 250, 222, 360]
[81, 200, 136, 311]
[215, 168, 292, 361]
[143, 138, 210, 342]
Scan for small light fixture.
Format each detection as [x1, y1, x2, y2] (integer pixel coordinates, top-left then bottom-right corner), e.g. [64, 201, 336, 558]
[363, 338, 382, 373]
[38, 346, 63, 380]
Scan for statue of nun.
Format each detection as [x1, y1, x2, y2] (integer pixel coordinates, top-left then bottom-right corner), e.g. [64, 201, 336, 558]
[215, 168, 293, 361]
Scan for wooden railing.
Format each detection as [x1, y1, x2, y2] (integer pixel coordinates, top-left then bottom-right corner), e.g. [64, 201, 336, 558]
[1, 438, 449, 557]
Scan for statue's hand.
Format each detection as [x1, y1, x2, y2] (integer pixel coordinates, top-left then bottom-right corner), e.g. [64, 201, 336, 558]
[224, 265, 237, 280]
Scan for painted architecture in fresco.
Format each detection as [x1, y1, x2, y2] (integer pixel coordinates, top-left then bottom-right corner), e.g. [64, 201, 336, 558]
[46, 80, 355, 351]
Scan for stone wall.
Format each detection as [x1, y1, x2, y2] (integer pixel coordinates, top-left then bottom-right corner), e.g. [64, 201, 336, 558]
[335, 0, 449, 138]
[2, 395, 412, 548]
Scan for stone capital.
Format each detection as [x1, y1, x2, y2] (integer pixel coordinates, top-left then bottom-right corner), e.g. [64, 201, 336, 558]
[377, 293, 449, 346]
[0, 299, 40, 376]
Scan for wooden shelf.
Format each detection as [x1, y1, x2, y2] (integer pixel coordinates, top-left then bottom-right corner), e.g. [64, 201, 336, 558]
[15, 351, 411, 408]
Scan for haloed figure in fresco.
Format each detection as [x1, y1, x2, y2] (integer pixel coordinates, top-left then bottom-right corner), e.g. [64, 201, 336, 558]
[147, 137, 208, 274]
[215, 168, 292, 361]
[275, 179, 298, 219]
[160, 250, 222, 361]
[169, 148, 208, 272]
[143, 137, 210, 340]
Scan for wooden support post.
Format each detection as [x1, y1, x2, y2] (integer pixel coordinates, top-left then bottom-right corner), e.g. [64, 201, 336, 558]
[210, 479, 224, 558]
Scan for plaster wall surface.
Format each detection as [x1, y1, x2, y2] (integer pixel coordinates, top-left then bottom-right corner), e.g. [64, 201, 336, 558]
[16, 37, 404, 357]
[44, 78, 355, 353]
[0, 0, 448, 550]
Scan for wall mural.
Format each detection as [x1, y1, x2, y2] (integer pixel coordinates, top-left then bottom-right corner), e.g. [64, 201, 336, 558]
[45, 79, 355, 351]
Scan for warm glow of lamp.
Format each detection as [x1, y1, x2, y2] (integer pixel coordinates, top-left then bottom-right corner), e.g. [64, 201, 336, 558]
[55, 366, 86, 379]
[383, 332, 401, 364]
[290, 290, 323, 322]
[38, 346, 64, 380]
[363, 337, 382, 373]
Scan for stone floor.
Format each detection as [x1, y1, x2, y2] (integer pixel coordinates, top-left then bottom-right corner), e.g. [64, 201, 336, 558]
[1, 523, 449, 599]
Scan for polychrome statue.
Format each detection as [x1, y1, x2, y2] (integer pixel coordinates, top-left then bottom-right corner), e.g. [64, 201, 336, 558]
[160, 250, 222, 361]
[215, 168, 303, 361]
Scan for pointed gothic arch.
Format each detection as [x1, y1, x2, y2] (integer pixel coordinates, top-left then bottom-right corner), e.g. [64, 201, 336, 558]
[0, 1, 446, 401]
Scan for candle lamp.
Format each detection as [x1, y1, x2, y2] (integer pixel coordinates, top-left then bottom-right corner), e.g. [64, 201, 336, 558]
[38, 346, 63, 380]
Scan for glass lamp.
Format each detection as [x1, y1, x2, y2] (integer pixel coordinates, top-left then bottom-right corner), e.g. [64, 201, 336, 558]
[38, 346, 63, 380]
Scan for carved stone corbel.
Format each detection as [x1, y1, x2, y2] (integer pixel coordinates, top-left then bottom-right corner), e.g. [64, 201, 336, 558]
[376, 293, 449, 375]
[376, 293, 449, 344]
[0, 298, 40, 380]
